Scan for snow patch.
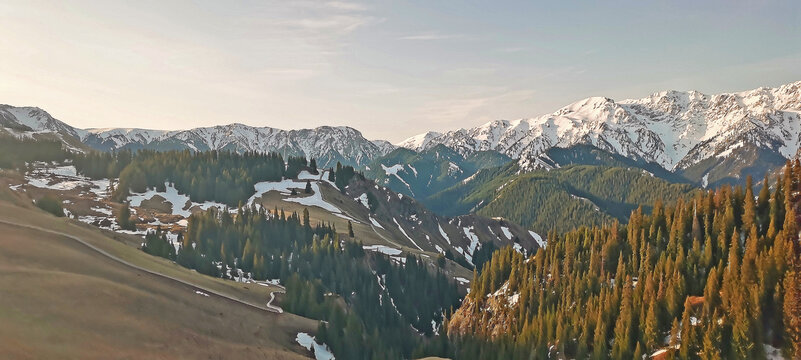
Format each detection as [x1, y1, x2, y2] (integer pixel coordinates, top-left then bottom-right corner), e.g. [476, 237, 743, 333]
[363, 244, 403, 256]
[369, 216, 384, 229]
[529, 230, 546, 249]
[393, 218, 423, 251]
[500, 226, 513, 240]
[296, 332, 335, 360]
[438, 224, 451, 244]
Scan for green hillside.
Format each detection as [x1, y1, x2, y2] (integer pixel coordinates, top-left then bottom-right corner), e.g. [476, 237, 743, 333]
[427, 163, 696, 234]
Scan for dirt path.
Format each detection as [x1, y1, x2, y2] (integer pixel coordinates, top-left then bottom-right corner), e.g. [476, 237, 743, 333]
[0, 218, 284, 314]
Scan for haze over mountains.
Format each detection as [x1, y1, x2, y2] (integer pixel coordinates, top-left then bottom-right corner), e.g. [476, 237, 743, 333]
[2, 81, 800, 184]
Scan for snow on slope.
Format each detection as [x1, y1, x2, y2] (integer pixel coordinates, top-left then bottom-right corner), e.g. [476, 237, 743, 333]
[398, 81, 801, 171]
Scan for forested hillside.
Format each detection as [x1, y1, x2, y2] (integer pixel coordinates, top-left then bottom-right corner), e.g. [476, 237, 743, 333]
[432, 162, 801, 359]
[72, 150, 360, 207]
[0, 133, 69, 169]
[428, 162, 695, 234]
[143, 206, 462, 359]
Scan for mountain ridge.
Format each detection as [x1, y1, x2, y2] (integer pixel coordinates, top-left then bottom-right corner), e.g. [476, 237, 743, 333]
[399, 81, 801, 176]
[3, 81, 801, 185]
[0, 104, 394, 168]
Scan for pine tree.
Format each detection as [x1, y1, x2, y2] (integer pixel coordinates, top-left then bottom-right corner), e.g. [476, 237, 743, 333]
[700, 310, 723, 360]
[348, 220, 354, 238]
[669, 318, 680, 348]
[679, 297, 698, 359]
[756, 175, 771, 235]
[592, 312, 608, 360]
[741, 176, 757, 237]
[612, 276, 634, 359]
[784, 236, 801, 358]
[633, 342, 644, 360]
[117, 202, 135, 231]
[644, 299, 660, 352]
[305, 180, 312, 194]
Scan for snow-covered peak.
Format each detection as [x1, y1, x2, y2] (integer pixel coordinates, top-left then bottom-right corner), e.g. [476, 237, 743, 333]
[0, 104, 85, 138]
[81, 122, 389, 167]
[399, 81, 801, 171]
[397, 131, 442, 149]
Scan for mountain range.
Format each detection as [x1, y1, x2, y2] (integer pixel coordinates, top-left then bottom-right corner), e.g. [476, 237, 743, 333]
[2, 81, 800, 187]
[399, 81, 801, 186]
[0, 105, 392, 168]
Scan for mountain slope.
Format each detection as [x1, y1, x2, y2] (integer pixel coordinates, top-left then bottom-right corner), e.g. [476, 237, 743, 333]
[426, 154, 696, 234]
[344, 173, 543, 268]
[362, 144, 511, 202]
[399, 81, 801, 185]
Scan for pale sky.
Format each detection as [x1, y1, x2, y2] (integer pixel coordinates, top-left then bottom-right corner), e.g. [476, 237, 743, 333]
[1, 0, 800, 142]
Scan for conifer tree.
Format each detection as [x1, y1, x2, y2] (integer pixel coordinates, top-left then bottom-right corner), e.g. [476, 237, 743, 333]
[700, 310, 723, 360]
[117, 202, 135, 231]
[633, 342, 644, 360]
[592, 313, 608, 360]
[679, 297, 698, 359]
[741, 176, 756, 237]
[612, 276, 635, 359]
[756, 175, 771, 235]
[644, 299, 660, 352]
[303, 208, 310, 228]
[784, 236, 801, 358]
[669, 318, 681, 346]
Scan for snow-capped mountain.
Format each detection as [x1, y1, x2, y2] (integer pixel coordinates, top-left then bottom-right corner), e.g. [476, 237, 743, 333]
[0, 104, 395, 168]
[0, 105, 87, 139]
[3, 81, 801, 186]
[399, 81, 801, 174]
[80, 124, 393, 167]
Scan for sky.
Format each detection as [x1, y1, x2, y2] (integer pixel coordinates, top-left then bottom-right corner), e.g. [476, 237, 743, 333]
[1, 1, 800, 143]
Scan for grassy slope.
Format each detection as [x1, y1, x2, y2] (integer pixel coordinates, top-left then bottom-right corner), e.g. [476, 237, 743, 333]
[0, 198, 318, 359]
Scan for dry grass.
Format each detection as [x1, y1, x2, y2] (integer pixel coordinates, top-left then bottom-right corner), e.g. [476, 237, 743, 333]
[0, 200, 319, 359]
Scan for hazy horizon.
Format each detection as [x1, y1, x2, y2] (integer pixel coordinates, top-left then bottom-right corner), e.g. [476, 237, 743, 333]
[1, 0, 799, 142]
